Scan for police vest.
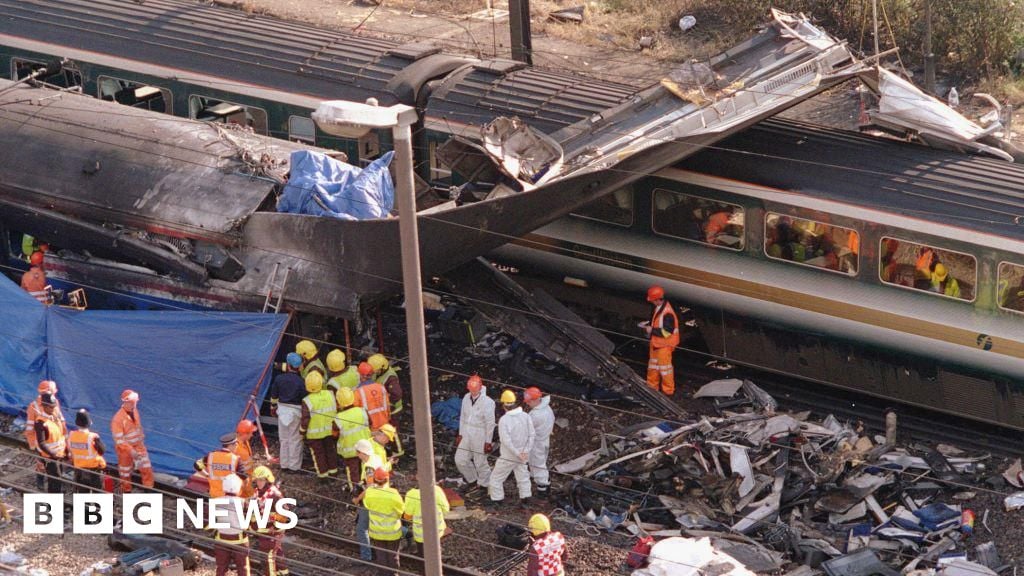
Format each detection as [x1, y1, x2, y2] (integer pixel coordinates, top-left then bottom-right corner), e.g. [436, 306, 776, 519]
[335, 406, 371, 458]
[327, 367, 359, 391]
[650, 300, 680, 349]
[206, 450, 239, 498]
[364, 486, 404, 541]
[532, 531, 567, 576]
[303, 390, 337, 440]
[69, 429, 105, 469]
[376, 367, 402, 414]
[37, 417, 66, 459]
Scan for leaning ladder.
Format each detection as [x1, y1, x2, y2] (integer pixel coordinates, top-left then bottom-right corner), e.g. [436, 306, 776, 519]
[262, 262, 292, 313]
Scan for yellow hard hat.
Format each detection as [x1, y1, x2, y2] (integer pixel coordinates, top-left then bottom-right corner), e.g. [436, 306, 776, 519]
[500, 389, 517, 404]
[367, 353, 389, 373]
[934, 263, 948, 282]
[336, 387, 355, 408]
[326, 349, 347, 372]
[252, 465, 275, 483]
[378, 423, 397, 442]
[528, 513, 551, 535]
[305, 371, 324, 393]
[296, 339, 318, 360]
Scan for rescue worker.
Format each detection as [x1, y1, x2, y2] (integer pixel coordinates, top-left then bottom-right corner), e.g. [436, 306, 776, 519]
[325, 349, 359, 392]
[487, 390, 535, 509]
[21, 251, 49, 303]
[68, 408, 106, 492]
[270, 353, 305, 472]
[333, 387, 371, 489]
[299, 372, 338, 479]
[353, 438, 390, 561]
[524, 387, 554, 497]
[368, 353, 403, 417]
[454, 375, 495, 497]
[526, 514, 567, 576]
[644, 285, 679, 396]
[212, 473, 251, 576]
[371, 423, 398, 465]
[34, 393, 67, 494]
[363, 468, 404, 576]
[295, 340, 325, 380]
[111, 389, 154, 492]
[195, 433, 243, 498]
[25, 380, 65, 490]
[353, 362, 390, 431]
[403, 483, 451, 557]
[234, 420, 256, 476]
[930, 263, 962, 299]
[252, 466, 290, 576]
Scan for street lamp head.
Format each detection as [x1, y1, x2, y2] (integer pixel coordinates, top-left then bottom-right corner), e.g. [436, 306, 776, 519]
[312, 98, 416, 138]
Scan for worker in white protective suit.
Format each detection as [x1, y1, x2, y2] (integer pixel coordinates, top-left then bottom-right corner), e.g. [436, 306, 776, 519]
[487, 389, 535, 509]
[455, 375, 495, 497]
[524, 387, 554, 497]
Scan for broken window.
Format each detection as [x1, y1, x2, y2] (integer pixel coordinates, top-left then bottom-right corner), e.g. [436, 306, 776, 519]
[572, 185, 634, 227]
[188, 95, 268, 135]
[879, 237, 975, 301]
[652, 188, 744, 249]
[12, 58, 82, 89]
[998, 261, 1024, 313]
[98, 76, 171, 114]
[764, 213, 858, 275]
[288, 115, 316, 144]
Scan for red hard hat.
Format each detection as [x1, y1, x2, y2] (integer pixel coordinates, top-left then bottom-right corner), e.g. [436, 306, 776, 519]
[121, 389, 139, 402]
[236, 419, 257, 434]
[373, 467, 390, 483]
[467, 374, 483, 393]
[646, 285, 665, 302]
[358, 362, 374, 377]
[37, 380, 57, 394]
[29, 251, 44, 266]
[524, 386, 543, 402]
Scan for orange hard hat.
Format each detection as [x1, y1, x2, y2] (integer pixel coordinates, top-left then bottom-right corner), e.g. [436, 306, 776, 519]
[29, 251, 44, 266]
[121, 389, 139, 402]
[646, 285, 665, 302]
[524, 386, 543, 402]
[236, 419, 257, 434]
[373, 467, 390, 483]
[358, 362, 374, 377]
[37, 380, 57, 394]
[467, 374, 483, 393]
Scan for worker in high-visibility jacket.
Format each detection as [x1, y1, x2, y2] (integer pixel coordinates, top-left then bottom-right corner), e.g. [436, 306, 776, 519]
[325, 349, 359, 392]
[195, 433, 243, 498]
[233, 420, 257, 497]
[211, 474, 251, 576]
[372, 423, 398, 462]
[111, 389, 154, 492]
[353, 362, 390, 431]
[643, 285, 680, 396]
[25, 380, 65, 490]
[299, 372, 338, 479]
[333, 387, 371, 489]
[353, 438, 390, 561]
[368, 353, 403, 417]
[526, 514, 567, 576]
[21, 251, 50, 304]
[362, 468, 405, 576]
[34, 393, 67, 494]
[252, 466, 290, 576]
[403, 483, 451, 557]
[69, 408, 106, 492]
[295, 339, 325, 381]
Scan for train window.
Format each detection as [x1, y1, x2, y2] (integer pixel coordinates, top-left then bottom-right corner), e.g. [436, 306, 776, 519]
[997, 262, 1024, 313]
[764, 213, 859, 275]
[98, 76, 171, 114]
[572, 185, 634, 227]
[288, 116, 316, 144]
[879, 237, 976, 302]
[428, 141, 452, 182]
[652, 188, 743, 249]
[188, 95, 268, 135]
[12, 58, 82, 89]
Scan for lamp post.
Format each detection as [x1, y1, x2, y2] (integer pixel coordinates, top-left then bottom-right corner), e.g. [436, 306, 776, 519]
[313, 100, 443, 576]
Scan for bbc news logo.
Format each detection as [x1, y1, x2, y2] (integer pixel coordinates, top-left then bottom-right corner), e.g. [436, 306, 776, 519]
[22, 494, 298, 534]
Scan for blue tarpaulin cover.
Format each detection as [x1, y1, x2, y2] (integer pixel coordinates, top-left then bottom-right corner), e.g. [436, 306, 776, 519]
[430, 397, 463, 431]
[277, 150, 395, 220]
[0, 273, 287, 477]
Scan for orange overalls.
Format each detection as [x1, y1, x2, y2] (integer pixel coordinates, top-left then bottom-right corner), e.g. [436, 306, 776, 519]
[647, 300, 680, 396]
[111, 407, 154, 492]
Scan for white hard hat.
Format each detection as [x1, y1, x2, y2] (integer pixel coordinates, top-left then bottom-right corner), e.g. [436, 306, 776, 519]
[222, 474, 243, 495]
[355, 439, 374, 455]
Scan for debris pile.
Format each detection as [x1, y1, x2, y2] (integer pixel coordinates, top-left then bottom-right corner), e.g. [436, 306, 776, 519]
[549, 379, 1009, 575]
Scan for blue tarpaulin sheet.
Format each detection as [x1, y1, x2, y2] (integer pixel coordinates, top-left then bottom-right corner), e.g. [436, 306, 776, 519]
[0, 273, 288, 477]
[277, 150, 395, 220]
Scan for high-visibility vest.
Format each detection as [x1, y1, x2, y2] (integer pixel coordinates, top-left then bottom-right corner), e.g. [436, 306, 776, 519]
[232, 439, 253, 474]
[300, 358, 326, 381]
[355, 382, 390, 430]
[376, 367, 402, 414]
[649, 300, 679, 349]
[26, 397, 65, 449]
[404, 486, 449, 543]
[364, 486, 404, 541]
[303, 390, 337, 440]
[37, 417, 66, 459]
[69, 429, 105, 469]
[111, 408, 145, 447]
[532, 531, 567, 576]
[361, 453, 391, 484]
[206, 450, 240, 498]
[327, 367, 359, 391]
[335, 406, 371, 458]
